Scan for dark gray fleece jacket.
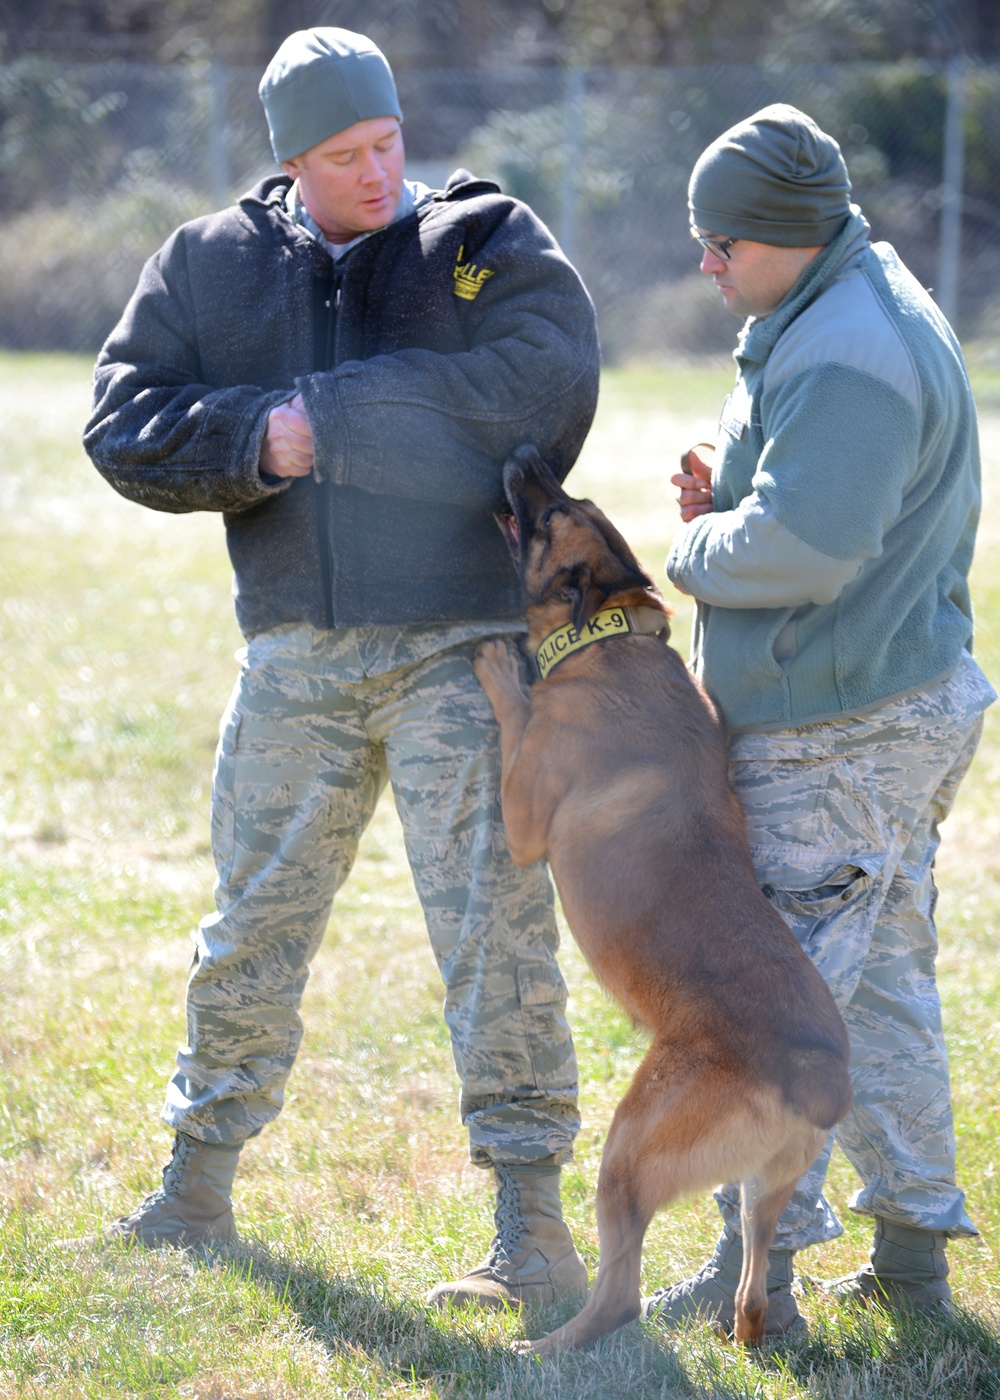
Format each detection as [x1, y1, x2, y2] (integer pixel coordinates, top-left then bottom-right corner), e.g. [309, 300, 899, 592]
[84, 171, 600, 638]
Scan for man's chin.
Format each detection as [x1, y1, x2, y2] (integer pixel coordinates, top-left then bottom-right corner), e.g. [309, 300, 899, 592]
[357, 196, 401, 229]
[323, 202, 400, 243]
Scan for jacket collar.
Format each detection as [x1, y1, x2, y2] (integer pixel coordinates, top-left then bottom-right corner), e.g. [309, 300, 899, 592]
[434, 168, 501, 201]
[243, 168, 500, 216]
[285, 177, 437, 260]
[737, 206, 872, 364]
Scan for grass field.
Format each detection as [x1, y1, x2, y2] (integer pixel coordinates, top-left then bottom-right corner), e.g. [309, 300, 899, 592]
[1, 351, 998, 1399]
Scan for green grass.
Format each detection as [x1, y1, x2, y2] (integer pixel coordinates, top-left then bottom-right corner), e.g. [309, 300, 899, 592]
[1, 352, 998, 1398]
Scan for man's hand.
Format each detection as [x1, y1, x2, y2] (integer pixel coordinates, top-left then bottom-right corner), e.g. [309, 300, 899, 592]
[671, 442, 715, 522]
[260, 393, 314, 478]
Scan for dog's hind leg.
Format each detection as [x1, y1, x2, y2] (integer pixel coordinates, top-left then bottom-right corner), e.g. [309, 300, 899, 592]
[732, 1177, 798, 1345]
[733, 1121, 825, 1345]
[521, 1091, 658, 1354]
[522, 1052, 736, 1354]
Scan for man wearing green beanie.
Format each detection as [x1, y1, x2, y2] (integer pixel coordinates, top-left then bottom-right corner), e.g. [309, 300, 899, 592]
[644, 104, 994, 1336]
[82, 27, 600, 1312]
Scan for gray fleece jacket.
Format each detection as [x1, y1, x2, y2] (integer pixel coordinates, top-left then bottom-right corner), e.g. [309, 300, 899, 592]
[667, 210, 981, 732]
[84, 171, 601, 638]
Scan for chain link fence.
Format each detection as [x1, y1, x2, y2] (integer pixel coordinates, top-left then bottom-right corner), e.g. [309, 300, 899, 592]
[2, 55, 999, 361]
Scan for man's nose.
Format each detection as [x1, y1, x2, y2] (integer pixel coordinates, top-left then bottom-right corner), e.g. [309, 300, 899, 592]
[360, 150, 387, 181]
[700, 247, 727, 274]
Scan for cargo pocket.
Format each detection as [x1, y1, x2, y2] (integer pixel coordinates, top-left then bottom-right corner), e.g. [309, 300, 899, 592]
[758, 854, 885, 1007]
[761, 860, 879, 922]
[517, 961, 575, 1090]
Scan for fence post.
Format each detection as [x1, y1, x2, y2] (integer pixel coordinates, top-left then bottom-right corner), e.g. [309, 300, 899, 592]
[936, 54, 966, 328]
[207, 60, 230, 206]
[558, 66, 584, 264]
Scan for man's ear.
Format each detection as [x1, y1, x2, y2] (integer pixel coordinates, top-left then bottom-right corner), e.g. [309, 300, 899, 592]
[282, 157, 301, 179]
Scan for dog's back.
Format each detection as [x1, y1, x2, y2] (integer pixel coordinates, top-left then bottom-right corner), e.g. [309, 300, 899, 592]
[541, 633, 850, 1136]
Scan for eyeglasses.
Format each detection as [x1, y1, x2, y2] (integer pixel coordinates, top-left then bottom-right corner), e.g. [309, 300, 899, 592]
[691, 231, 738, 261]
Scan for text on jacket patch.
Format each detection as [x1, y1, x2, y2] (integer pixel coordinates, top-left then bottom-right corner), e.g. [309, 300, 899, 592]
[453, 246, 495, 300]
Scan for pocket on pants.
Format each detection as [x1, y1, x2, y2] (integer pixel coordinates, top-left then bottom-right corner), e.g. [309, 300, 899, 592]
[757, 853, 885, 1007]
[762, 859, 880, 922]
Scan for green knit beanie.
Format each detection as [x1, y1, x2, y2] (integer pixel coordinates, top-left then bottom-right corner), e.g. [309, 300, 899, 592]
[259, 28, 403, 163]
[689, 103, 851, 247]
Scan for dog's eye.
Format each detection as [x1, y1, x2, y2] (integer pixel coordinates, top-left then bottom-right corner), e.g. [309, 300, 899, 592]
[542, 505, 566, 528]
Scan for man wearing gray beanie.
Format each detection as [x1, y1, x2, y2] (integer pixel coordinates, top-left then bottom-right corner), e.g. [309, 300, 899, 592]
[82, 27, 600, 1312]
[643, 104, 994, 1337]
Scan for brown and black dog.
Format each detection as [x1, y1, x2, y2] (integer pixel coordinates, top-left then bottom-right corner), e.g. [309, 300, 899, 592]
[473, 445, 852, 1353]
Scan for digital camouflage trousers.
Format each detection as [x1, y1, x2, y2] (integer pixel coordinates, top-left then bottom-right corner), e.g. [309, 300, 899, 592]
[162, 622, 580, 1167]
[714, 652, 996, 1250]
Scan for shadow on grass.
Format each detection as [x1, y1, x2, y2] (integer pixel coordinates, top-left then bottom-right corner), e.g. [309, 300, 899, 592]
[750, 1302, 1000, 1400]
[218, 1239, 530, 1392]
[212, 1239, 743, 1398]
[197, 1238, 1000, 1399]
[42, 1228, 1000, 1398]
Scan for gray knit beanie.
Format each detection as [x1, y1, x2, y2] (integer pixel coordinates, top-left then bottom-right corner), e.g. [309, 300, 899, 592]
[259, 28, 402, 163]
[689, 104, 851, 247]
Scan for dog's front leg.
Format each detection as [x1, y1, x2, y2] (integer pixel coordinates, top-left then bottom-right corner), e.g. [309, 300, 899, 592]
[473, 639, 548, 866]
[474, 638, 531, 742]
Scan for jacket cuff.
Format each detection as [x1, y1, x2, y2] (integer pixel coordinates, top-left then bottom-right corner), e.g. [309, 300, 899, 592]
[296, 373, 343, 485]
[236, 398, 297, 500]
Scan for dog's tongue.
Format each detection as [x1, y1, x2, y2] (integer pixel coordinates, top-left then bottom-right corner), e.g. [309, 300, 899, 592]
[497, 513, 519, 553]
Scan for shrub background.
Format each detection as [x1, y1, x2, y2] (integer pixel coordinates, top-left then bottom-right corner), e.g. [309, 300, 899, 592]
[3, 56, 999, 359]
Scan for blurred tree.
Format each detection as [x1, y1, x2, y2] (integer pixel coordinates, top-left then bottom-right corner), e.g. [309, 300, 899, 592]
[0, 0, 559, 62]
[540, 0, 998, 66]
[0, 0, 271, 59]
[2, 0, 996, 63]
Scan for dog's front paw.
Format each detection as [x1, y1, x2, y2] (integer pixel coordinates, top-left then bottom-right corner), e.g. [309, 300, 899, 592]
[473, 638, 520, 688]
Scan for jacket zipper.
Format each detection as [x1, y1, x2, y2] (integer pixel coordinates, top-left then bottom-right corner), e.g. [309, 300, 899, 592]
[313, 263, 343, 629]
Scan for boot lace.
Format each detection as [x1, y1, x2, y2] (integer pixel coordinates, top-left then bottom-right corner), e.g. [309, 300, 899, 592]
[121, 1134, 193, 1221]
[484, 1166, 526, 1268]
[160, 1133, 195, 1195]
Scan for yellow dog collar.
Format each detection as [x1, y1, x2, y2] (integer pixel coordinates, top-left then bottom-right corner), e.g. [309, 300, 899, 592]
[534, 605, 669, 681]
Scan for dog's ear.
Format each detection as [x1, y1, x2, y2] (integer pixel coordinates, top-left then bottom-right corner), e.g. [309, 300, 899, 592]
[595, 514, 652, 587]
[587, 510, 666, 607]
[567, 564, 606, 633]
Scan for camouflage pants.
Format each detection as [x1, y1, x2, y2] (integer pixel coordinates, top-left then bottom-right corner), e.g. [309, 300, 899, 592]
[162, 623, 580, 1167]
[715, 653, 995, 1250]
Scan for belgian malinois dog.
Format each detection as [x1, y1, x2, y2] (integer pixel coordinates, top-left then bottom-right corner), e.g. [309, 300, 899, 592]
[473, 445, 851, 1353]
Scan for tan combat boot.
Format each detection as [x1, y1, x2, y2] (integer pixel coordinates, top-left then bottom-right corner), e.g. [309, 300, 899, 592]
[426, 1161, 588, 1309]
[642, 1228, 805, 1336]
[101, 1132, 240, 1249]
[818, 1217, 953, 1315]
